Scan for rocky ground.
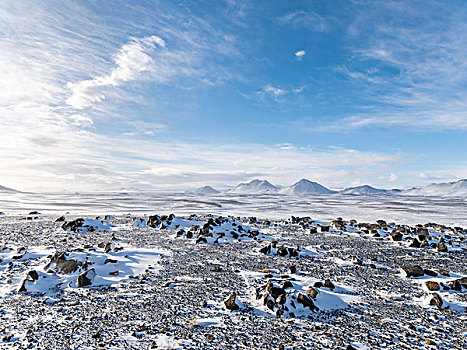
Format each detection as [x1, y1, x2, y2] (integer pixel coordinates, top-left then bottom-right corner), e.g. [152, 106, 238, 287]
[0, 212, 466, 349]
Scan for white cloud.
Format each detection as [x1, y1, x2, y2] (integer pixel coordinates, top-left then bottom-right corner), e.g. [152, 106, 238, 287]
[0, 134, 405, 191]
[294, 50, 306, 59]
[389, 172, 398, 182]
[262, 84, 287, 97]
[258, 84, 306, 100]
[66, 36, 166, 109]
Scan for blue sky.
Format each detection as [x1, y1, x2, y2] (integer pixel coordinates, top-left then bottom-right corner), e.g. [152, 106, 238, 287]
[0, 0, 466, 191]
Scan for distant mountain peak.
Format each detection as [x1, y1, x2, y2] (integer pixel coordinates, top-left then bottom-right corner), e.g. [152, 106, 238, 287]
[340, 185, 386, 195]
[280, 179, 335, 195]
[228, 179, 279, 194]
[403, 178, 467, 197]
[193, 185, 220, 195]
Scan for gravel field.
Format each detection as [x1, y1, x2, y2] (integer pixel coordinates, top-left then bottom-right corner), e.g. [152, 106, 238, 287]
[0, 212, 466, 349]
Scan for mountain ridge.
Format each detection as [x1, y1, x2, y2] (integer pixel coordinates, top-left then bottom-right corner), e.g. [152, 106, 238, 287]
[280, 179, 336, 195]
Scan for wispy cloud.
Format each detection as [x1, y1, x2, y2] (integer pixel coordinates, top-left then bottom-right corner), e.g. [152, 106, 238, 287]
[257, 84, 305, 100]
[279, 10, 331, 32]
[0, 134, 405, 191]
[66, 36, 166, 109]
[333, 0, 467, 130]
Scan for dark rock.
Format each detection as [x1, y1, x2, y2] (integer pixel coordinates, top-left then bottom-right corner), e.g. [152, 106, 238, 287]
[224, 292, 240, 311]
[436, 242, 448, 252]
[324, 279, 335, 290]
[196, 236, 207, 244]
[390, 232, 403, 241]
[55, 215, 66, 222]
[18, 279, 28, 292]
[77, 269, 96, 288]
[287, 247, 298, 257]
[266, 298, 276, 311]
[296, 293, 317, 311]
[276, 294, 287, 305]
[45, 252, 79, 274]
[437, 269, 450, 277]
[401, 265, 424, 278]
[3, 333, 14, 342]
[409, 238, 421, 248]
[423, 269, 437, 277]
[268, 286, 286, 300]
[282, 281, 294, 289]
[259, 245, 271, 255]
[429, 293, 443, 309]
[104, 242, 112, 253]
[448, 280, 462, 291]
[28, 270, 39, 281]
[277, 247, 288, 256]
[306, 287, 318, 299]
[425, 281, 440, 291]
[457, 277, 467, 289]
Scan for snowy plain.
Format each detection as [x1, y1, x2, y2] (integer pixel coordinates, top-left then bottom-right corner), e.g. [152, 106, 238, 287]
[1, 191, 466, 227]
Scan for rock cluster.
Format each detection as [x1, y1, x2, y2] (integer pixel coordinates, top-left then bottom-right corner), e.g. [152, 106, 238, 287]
[61, 217, 111, 233]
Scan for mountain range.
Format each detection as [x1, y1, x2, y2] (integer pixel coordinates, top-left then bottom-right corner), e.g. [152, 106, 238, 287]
[191, 178, 467, 197]
[1, 178, 466, 197]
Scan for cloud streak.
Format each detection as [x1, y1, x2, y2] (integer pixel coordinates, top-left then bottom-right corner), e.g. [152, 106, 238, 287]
[66, 36, 166, 109]
[334, 0, 467, 130]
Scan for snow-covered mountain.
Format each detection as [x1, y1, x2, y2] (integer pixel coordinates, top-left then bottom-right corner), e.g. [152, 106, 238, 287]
[340, 185, 390, 196]
[0, 185, 18, 192]
[403, 179, 467, 197]
[227, 179, 279, 194]
[192, 186, 220, 195]
[279, 179, 336, 195]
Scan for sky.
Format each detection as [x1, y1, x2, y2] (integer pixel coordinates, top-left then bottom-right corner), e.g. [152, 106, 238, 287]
[0, 0, 466, 192]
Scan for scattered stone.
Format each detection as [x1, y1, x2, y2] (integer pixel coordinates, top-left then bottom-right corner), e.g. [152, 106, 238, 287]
[428, 293, 443, 309]
[437, 242, 448, 252]
[390, 232, 403, 241]
[224, 292, 240, 311]
[425, 281, 440, 291]
[77, 269, 96, 288]
[401, 265, 424, 278]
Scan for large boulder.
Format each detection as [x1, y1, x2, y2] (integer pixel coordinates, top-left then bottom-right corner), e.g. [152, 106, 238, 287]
[77, 269, 96, 288]
[390, 232, 403, 241]
[425, 281, 440, 291]
[428, 293, 443, 309]
[45, 252, 79, 274]
[224, 292, 240, 311]
[401, 265, 424, 278]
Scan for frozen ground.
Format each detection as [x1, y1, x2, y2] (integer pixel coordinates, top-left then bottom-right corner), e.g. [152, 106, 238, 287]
[0, 194, 466, 349]
[1, 191, 466, 227]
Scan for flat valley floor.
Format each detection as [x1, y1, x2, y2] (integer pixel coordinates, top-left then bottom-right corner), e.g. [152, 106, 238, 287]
[0, 193, 466, 349]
